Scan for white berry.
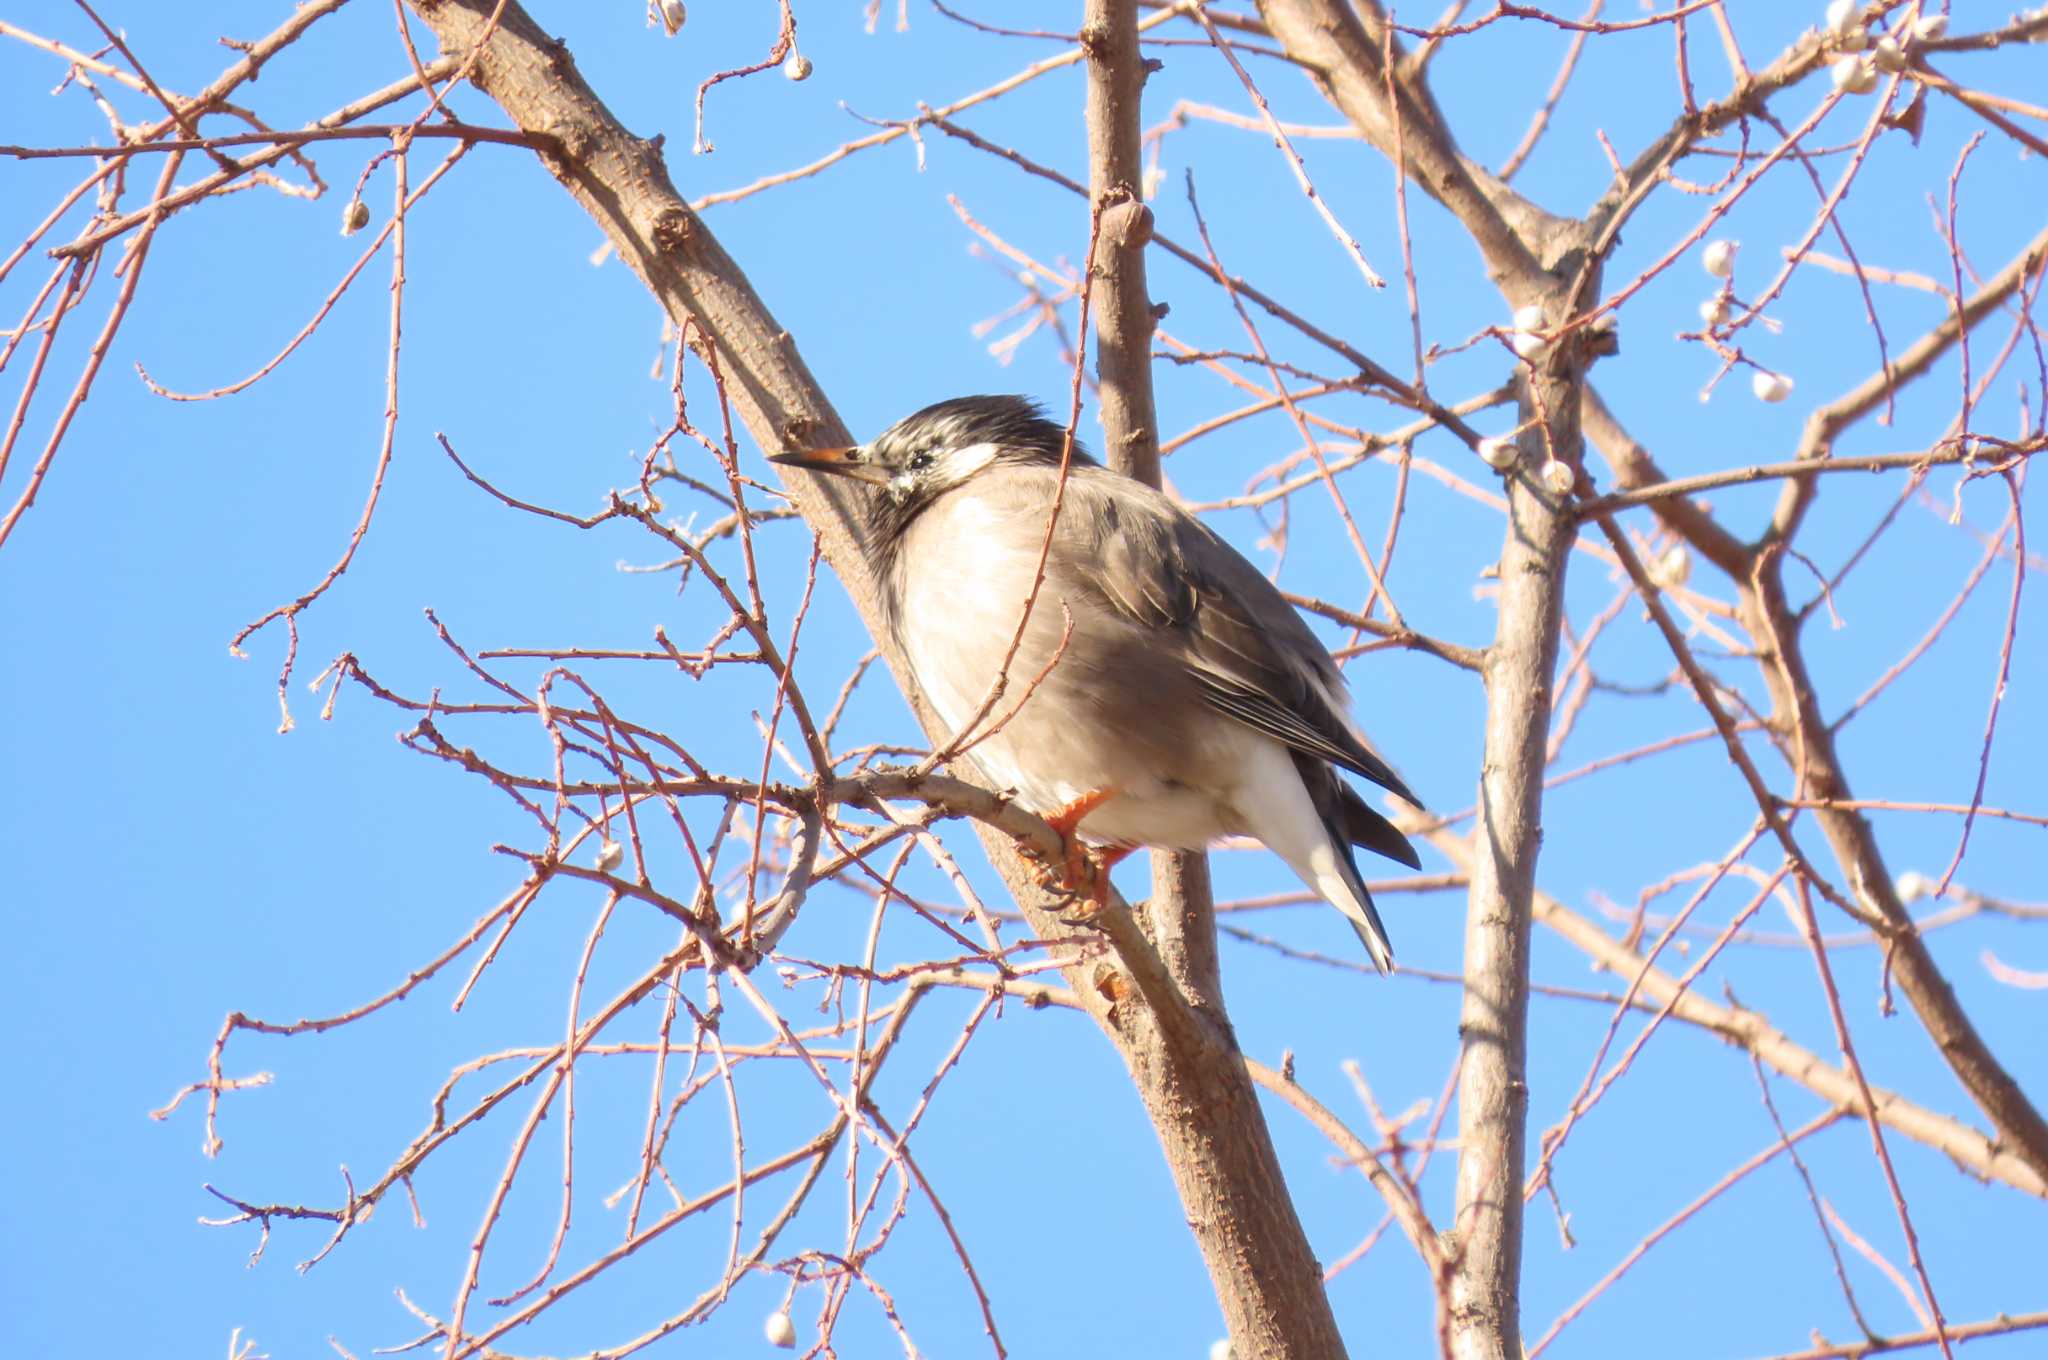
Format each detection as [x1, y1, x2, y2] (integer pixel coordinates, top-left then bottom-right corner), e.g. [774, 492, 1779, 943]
[783, 52, 812, 80]
[1871, 35, 1905, 71]
[1699, 296, 1730, 326]
[1894, 870, 1934, 903]
[1507, 303, 1555, 361]
[764, 1312, 797, 1348]
[1831, 56, 1877, 93]
[594, 839, 624, 873]
[1702, 239, 1737, 279]
[1752, 370, 1795, 403]
[657, 0, 686, 34]
[1910, 13, 1947, 41]
[1825, 0, 1861, 33]
[1651, 544, 1692, 589]
[1539, 459, 1575, 496]
[1477, 436, 1521, 470]
[1209, 1341, 1233, 1360]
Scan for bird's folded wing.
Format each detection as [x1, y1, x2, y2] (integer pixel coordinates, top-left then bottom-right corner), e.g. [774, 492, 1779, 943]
[1065, 473, 1420, 808]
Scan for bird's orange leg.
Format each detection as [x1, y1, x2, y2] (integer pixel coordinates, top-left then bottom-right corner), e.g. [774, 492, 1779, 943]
[1024, 787, 1123, 907]
[1082, 843, 1139, 908]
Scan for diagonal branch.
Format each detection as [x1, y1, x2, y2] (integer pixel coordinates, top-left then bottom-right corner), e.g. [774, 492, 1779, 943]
[1738, 555, 2048, 1187]
[1424, 829, 2047, 1199]
[1253, 0, 1553, 286]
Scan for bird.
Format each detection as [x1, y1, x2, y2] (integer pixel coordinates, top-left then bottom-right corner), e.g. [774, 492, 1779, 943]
[771, 395, 1422, 973]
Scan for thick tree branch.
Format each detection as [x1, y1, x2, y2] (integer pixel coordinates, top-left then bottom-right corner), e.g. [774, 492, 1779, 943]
[1084, 2, 1164, 488]
[1445, 367, 1579, 1360]
[1248, 6, 1604, 1355]
[929, 967, 1450, 1275]
[1738, 561, 2048, 1186]
[1254, 0, 1557, 287]
[1083, 5, 1348, 1353]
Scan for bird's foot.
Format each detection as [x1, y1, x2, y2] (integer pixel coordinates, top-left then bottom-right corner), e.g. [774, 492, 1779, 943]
[1019, 788, 1127, 917]
[1033, 845, 1137, 923]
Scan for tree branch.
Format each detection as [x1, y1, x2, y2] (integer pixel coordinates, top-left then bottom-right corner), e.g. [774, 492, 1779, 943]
[1443, 367, 1579, 1360]
[1254, 0, 1556, 287]
[1082, 4, 1350, 1352]
[1738, 558, 2048, 1186]
[1423, 830, 2047, 1198]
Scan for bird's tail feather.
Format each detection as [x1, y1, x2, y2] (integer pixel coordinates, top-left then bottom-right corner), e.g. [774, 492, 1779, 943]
[1250, 748, 1405, 973]
[1335, 781, 1421, 869]
[1301, 829, 1395, 975]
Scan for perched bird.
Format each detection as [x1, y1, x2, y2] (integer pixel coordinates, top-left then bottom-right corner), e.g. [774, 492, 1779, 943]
[772, 395, 1422, 972]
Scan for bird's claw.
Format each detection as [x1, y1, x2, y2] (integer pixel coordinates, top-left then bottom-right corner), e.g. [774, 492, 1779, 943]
[1012, 787, 1129, 918]
[1020, 839, 1113, 917]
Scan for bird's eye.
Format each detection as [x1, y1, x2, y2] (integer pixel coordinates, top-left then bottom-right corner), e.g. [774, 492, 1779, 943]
[907, 451, 934, 471]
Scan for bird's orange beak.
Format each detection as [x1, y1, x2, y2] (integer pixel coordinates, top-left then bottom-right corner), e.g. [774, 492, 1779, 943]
[768, 445, 891, 485]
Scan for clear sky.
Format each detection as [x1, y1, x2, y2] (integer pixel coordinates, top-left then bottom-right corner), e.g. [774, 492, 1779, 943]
[2, 3, 2043, 1358]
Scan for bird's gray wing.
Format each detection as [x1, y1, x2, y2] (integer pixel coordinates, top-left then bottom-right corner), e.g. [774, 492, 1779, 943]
[1058, 470, 1421, 809]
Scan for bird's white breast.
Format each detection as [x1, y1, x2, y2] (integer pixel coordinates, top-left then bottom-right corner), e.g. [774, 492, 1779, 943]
[890, 490, 1258, 850]
[892, 494, 1044, 763]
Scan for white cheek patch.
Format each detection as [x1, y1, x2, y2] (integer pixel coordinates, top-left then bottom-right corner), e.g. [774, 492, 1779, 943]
[946, 442, 1001, 477]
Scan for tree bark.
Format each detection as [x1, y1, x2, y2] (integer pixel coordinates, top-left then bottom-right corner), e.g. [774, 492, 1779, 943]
[1083, 2, 1347, 1353]
[1249, 7, 1598, 1354]
[1444, 373, 1576, 1360]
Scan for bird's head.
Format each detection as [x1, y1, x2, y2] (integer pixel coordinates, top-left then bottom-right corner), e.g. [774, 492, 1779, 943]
[770, 395, 1089, 512]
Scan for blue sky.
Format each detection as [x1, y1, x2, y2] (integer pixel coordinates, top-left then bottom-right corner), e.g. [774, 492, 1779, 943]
[2, 3, 2043, 1357]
